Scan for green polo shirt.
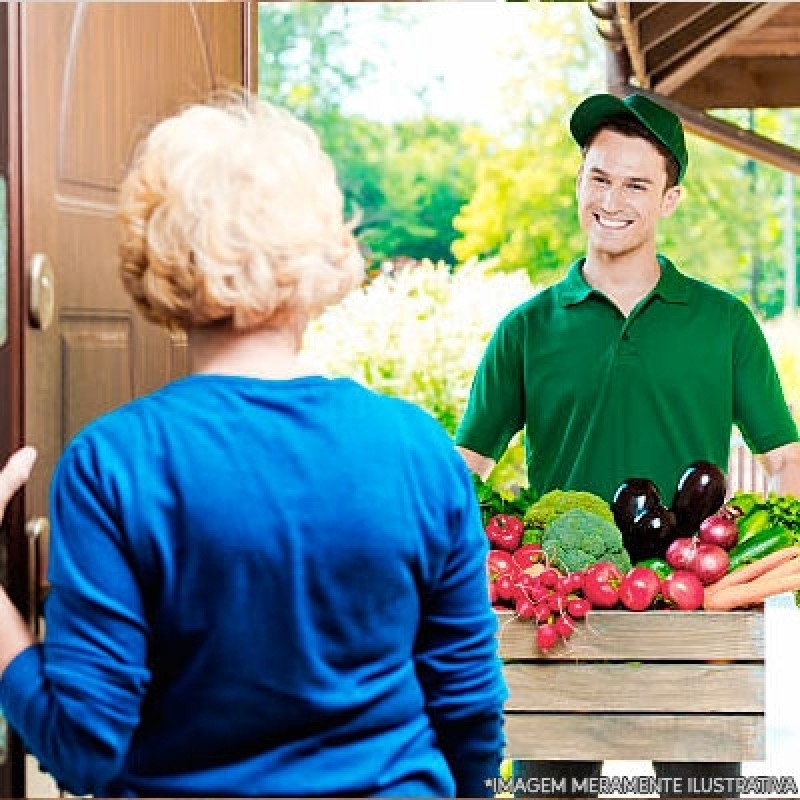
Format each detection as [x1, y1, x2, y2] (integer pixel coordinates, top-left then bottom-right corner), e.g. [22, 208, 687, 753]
[456, 255, 799, 504]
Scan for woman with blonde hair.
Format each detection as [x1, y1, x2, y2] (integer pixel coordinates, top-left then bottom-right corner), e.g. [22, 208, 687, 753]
[0, 94, 505, 797]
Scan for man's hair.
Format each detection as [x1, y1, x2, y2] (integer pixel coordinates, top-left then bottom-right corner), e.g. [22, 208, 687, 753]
[583, 113, 681, 189]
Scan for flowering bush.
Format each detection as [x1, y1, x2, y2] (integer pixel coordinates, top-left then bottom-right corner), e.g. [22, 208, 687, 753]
[303, 258, 534, 487]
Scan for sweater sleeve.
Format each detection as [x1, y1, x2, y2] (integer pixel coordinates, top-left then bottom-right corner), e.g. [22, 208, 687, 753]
[0, 441, 150, 796]
[413, 454, 507, 797]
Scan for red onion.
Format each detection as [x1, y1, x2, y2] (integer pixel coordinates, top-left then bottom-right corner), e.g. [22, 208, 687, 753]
[691, 543, 729, 586]
[698, 513, 739, 551]
[665, 536, 698, 570]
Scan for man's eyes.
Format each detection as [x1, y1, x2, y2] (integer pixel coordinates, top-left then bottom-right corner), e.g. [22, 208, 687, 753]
[590, 176, 647, 191]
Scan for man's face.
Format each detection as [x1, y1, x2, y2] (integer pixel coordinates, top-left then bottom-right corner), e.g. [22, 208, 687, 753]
[576, 128, 682, 259]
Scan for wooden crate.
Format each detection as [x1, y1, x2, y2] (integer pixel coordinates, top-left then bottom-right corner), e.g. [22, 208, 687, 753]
[497, 609, 765, 761]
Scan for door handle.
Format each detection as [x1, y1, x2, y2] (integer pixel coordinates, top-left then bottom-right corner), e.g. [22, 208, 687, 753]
[28, 253, 56, 331]
[25, 516, 50, 630]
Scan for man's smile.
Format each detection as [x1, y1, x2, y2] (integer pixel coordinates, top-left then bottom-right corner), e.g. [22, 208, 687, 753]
[593, 213, 633, 230]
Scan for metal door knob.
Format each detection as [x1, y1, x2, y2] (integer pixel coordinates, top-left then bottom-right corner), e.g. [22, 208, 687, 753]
[28, 253, 55, 331]
[25, 516, 50, 540]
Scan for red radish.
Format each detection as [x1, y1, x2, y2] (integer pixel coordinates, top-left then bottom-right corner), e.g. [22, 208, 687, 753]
[691, 543, 729, 585]
[533, 603, 552, 624]
[618, 566, 660, 611]
[513, 543, 545, 572]
[538, 568, 560, 589]
[554, 615, 576, 639]
[564, 572, 584, 592]
[485, 514, 525, 552]
[527, 583, 549, 604]
[487, 549, 520, 579]
[566, 597, 591, 619]
[665, 537, 698, 571]
[536, 623, 559, 651]
[516, 572, 540, 596]
[548, 593, 568, 614]
[494, 572, 517, 602]
[582, 561, 622, 609]
[514, 596, 537, 620]
[661, 570, 704, 610]
[698, 514, 738, 551]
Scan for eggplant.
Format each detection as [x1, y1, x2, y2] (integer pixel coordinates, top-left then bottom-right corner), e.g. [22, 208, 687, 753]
[611, 478, 661, 536]
[622, 504, 678, 563]
[671, 460, 727, 536]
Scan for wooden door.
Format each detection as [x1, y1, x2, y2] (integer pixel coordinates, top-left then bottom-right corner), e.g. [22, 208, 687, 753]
[9, 3, 254, 795]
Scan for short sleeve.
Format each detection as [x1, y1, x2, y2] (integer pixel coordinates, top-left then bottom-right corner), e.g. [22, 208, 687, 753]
[732, 302, 799, 454]
[455, 311, 526, 461]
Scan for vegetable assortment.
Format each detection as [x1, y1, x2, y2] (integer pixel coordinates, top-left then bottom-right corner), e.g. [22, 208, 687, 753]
[475, 469, 800, 635]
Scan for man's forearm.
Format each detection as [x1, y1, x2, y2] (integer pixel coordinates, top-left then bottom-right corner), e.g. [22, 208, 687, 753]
[762, 441, 800, 497]
[456, 446, 496, 481]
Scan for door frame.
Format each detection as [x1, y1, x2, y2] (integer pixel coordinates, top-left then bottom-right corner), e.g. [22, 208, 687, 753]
[2, 1, 30, 796]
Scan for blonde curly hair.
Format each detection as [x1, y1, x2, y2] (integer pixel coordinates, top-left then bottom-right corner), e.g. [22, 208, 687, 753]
[117, 92, 364, 331]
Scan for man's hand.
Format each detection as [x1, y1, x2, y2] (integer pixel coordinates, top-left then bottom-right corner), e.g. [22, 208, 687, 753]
[0, 446, 37, 523]
[762, 441, 800, 497]
[456, 446, 496, 481]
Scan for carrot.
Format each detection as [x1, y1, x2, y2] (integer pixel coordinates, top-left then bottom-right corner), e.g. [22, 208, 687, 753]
[703, 569, 800, 611]
[704, 545, 800, 596]
[746, 555, 800, 585]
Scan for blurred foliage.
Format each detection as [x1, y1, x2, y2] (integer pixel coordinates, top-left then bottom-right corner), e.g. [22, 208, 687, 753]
[763, 316, 800, 424]
[258, 3, 477, 267]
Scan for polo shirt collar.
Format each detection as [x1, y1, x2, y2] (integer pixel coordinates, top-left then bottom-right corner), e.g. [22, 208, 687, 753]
[556, 254, 691, 307]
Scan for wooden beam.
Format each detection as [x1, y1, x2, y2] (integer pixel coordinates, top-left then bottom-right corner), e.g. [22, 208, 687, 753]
[648, 3, 757, 84]
[607, 86, 800, 176]
[655, 3, 789, 94]
[615, 2, 649, 86]
[627, 2, 661, 24]
[728, 30, 800, 59]
[638, 3, 713, 55]
[674, 56, 800, 108]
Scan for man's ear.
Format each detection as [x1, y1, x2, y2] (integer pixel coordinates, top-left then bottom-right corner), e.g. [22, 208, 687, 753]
[660, 185, 683, 218]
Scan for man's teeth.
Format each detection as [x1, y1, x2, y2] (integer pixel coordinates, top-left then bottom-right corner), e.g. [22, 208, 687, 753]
[594, 214, 630, 229]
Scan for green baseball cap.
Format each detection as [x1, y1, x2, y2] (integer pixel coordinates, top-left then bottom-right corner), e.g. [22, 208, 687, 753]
[570, 93, 688, 183]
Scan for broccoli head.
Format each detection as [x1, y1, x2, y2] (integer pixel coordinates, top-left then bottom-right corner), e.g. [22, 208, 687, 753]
[524, 489, 614, 532]
[541, 508, 631, 574]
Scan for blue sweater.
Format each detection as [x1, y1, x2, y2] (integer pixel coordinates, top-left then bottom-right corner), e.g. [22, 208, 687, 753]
[0, 375, 506, 797]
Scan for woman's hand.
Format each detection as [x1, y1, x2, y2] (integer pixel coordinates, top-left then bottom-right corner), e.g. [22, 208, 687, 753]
[0, 446, 37, 523]
[0, 446, 38, 673]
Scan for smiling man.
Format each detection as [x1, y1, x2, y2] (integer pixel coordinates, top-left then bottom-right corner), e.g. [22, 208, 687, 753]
[455, 93, 800, 798]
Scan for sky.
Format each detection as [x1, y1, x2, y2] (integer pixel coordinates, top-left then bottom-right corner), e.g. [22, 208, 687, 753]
[336, 3, 556, 128]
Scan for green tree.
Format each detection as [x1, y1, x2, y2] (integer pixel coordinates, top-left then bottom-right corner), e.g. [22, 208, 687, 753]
[452, 4, 603, 282]
[258, 3, 476, 267]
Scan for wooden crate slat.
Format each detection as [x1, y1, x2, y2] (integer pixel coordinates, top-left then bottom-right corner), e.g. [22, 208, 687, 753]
[496, 610, 764, 661]
[504, 663, 764, 712]
[505, 713, 765, 761]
